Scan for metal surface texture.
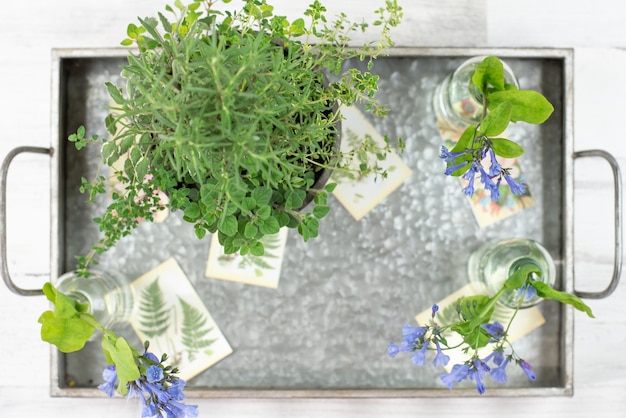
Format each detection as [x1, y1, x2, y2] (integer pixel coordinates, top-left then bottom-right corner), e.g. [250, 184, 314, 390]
[3, 47, 620, 397]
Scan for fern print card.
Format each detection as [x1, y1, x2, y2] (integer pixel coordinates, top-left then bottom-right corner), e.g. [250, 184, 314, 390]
[205, 228, 289, 288]
[332, 105, 412, 221]
[129, 257, 233, 381]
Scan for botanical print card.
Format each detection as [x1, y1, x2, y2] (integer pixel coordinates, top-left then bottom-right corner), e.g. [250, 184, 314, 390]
[332, 105, 412, 221]
[205, 228, 289, 288]
[129, 257, 233, 381]
[437, 120, 535, 228]
[415, 283, 545, 372]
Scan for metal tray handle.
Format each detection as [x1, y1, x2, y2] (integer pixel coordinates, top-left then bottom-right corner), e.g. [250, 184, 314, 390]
[573, 149, 623, 299]
[0, 146, 52, 296]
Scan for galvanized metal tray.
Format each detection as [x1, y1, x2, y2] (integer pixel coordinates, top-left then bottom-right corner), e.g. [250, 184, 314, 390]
[1, 47, 622, 398]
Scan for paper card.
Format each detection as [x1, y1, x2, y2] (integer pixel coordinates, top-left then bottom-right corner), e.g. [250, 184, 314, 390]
[129, 257, 233, 381]
[205, 228, 289, 288]
[415, 283, 545, 372]
[437, 118, 535, 228]
[332, 105, 412, 221]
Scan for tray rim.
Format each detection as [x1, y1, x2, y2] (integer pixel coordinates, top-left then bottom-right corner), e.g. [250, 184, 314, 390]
[48, 46, 575, 398]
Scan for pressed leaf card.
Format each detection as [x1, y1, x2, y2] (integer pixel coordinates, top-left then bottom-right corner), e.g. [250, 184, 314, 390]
[129, 257, 233, 381]
[205, 228, 289, 288]
[332, 105, 412, 221]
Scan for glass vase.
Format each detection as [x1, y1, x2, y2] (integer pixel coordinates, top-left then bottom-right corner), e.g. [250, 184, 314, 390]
[467, 238, 556, 309]
[432, 56, 520, 130]
[54, 270, 135, 334]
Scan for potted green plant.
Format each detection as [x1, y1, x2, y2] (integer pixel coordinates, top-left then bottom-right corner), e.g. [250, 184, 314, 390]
[70, 0, 403, 274]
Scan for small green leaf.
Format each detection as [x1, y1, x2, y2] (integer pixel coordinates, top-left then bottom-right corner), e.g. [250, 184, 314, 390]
[249, 241, 265, 257]
[479, 101, 512, 137]
[158, 11, 173, 33]
[129, 146, 142, 165]
[256, 205, 271, 220]
[451, 125, 477, 153]
[101, 335, 140, 394]
[105, 82, 125, 105]
[259, 217, 280, 235]
[183, 202, 201, 220]
[503, 264, 541, 290]
[219, 215, 238, 237]
[101, 141, 119, 166]
[244, 222, 258, 239]
[285, 190, 306, 211]
[312, 205, 330, 219]
[38, 311, 94, 353]
[105, 114, 118, 136]
[135, 158, 149, 181]
[252, 187, 272, 206]
[324, 183, 337, 193]
[241, 197, 256, 212]
[488, 90, 554, 124]
[490, 137, 525, 158]
[472, 56, 505, 91]
[531, 281, 595, 318]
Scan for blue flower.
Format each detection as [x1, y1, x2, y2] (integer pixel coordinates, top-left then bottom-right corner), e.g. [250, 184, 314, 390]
[445, 160, 470, 176]
[469, 368, 486, 395]
[147, 382, 172, 404]
[481, 322, 505, 341]
[440, 363, 470, 389]
[141, 400, 158, 418]
[162, 400, 199, 418]
[488, 148, 502, 176]
[492, 348, 505, 366]
[388, 342, 400, 358]
[490, 357, 510, 383]
[402, 324, 426, 342]
[439, 146, 466, 163]
[97, 365, 118, 398]
[431, 304, 439, 317]
[410, 343, 429, 366]
[142, 352, 161, 365]
[479, 166, 495, 189]
[468, 359, 489, 395]
[146, 365, 165, 383]
[126, 381, 144, 399]
[462, 164, 479, 196]
[489, 177, 502, 201]
[167, 379, 187, 401]
[518, 360, 536, 381]
[433, 341, 450, 367]
[504, 172, 527, 195]
[518, 282, 538, 300]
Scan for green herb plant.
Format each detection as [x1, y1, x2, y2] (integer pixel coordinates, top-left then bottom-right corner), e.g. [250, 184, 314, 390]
[70, 0, 403, 275]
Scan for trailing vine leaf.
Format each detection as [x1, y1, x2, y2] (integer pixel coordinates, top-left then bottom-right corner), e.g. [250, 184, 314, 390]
[178, 297, 216, 362]
[138, 277, 171, 338]
[531, 281, 595, 318]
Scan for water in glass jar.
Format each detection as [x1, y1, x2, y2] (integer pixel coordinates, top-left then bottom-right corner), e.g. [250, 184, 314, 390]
[468, 238, 556, 309]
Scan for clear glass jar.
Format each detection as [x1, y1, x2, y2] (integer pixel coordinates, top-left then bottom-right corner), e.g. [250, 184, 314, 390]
[432, 56, 520, 130]
[467, 238, 556, 309]
[55, 270, 135, 333]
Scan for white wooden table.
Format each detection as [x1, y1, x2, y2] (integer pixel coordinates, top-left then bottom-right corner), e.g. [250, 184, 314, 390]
[1, 1, 625, 416]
